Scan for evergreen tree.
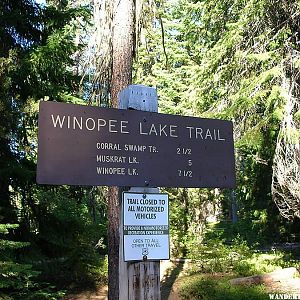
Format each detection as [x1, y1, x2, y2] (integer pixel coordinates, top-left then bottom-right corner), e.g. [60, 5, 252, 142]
[134, 0, 300, 248]
[0, 0, 108, 297]
[0, 224, 39, 299]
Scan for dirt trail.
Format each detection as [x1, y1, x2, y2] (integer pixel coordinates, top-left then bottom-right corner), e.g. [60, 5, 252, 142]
[264, 277, 300, 294]
[63, 286, 108, 300]
[63, 261, 300, 299]
[63, 260, 183, 300]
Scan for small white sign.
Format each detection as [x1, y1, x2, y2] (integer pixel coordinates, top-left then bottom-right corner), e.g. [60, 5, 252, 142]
[123, 192, 169, 261]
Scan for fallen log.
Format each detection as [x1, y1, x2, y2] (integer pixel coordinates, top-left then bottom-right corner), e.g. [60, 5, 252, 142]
[230, 267, 299, 286]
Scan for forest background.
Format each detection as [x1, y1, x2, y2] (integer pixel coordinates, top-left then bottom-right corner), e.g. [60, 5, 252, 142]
[1, 0, 300, 299]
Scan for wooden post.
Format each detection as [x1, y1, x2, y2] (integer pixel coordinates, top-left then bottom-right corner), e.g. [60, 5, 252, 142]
[118, 85, 161, 300]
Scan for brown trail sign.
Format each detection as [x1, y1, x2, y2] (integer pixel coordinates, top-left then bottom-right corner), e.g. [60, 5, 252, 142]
[36, 85, 236, 300]
[36, 101, 235, 188]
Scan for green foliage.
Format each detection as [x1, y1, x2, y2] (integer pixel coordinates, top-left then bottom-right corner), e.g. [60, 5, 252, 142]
[0, 224, 19, 234]
[186, 236, 253, 274]
[178, 275, 267, 300]
[16, 286, 66, 300]
[184, 222, 298, 277]
[294, 110, 300, 122]
[0, 0, 106, 298]
[29, 186, 107, 287]
[28, 24, 81, 101]
[135, 0, 300, 247]
[2, 0, 300, 296]
[176, 224, 298, 299]
[234, 253, 284, 277]
[166, 188, 221, 257]
[0, 261, 39, 290]
[207, 219, 272, 247]
[177, 242, 299, 300]
[0, 223, 40, 296]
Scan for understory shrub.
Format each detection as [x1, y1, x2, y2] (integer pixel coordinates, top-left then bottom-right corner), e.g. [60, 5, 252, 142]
[179, 275, 267, 300]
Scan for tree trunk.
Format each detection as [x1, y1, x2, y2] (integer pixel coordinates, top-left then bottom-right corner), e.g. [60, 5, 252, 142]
[110, 0, 134, 107]
[231, 190, 238, 223]
[108, 1, 135, 299]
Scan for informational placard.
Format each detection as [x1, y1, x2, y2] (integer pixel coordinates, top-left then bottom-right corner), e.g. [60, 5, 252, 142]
[37, 101, 235, 188]
[123, 192, 169, 261]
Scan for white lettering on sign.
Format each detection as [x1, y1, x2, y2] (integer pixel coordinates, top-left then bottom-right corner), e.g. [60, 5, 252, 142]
[37, 102, 235, 188]
[51, 114, 129, 134]
[94, 142, 158, 179]
[186, 126, 225, 141]
[124, 144, 147, 152]
[96, 143, 121, 151]
[97, 155, 127, 163]
[86, 118, 96, 130]
[50, 114, 226, 142]
[51, 114, 65, 128]
[96, 155, 139, 164]
[96, 167, 125, 175]
[139, 122, 178, 137]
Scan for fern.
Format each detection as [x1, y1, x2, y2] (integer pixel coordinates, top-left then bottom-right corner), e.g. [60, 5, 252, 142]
[0, 224, 39, 292]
